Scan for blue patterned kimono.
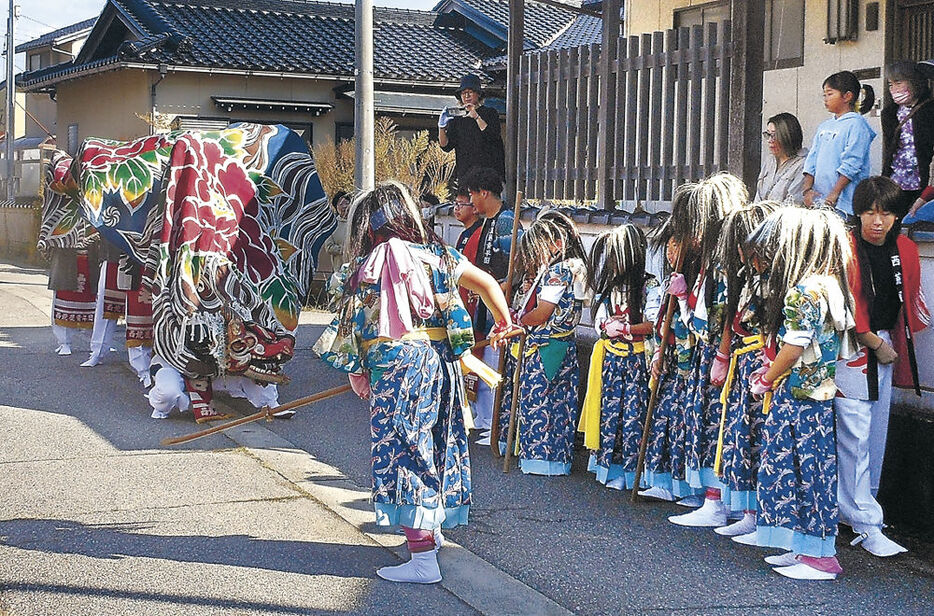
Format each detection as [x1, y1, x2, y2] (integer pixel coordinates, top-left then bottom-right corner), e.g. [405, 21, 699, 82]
[314, 241, 474, 530]
[644, 302, 699, 498]
[684, 271, 729, 491]
[718, 293, 766, 513]
[756, 277, 846, 557]
[498, 260, 583, 476]
[586, 281, 659, 488]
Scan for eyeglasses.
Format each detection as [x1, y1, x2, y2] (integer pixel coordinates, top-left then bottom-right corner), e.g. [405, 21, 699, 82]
[762, 131, 777, 141]
[453, 202, 473, 209]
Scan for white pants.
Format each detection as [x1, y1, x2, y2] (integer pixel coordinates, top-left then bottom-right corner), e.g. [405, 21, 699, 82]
[88, 262, 117, 360]
[128, 345, 153, 386]
[50, 307, 73, 348]
[470, 345, 498, 431]
[834, 331, 894, 534]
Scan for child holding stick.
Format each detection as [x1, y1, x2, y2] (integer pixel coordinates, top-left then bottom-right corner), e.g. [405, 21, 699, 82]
[581, 224, 661, 490]
[314, 181, 512, 584]
[498, 210, 589, 475]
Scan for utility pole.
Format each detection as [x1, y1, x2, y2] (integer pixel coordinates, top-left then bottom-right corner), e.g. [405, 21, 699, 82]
[504, 0, 524, 204]
[4, 0, 17, 202]
[354, 0, 374, 192]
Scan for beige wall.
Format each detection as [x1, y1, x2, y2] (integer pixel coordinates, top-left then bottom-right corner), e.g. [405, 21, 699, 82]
[55, 69, 151, 145]
[0, 91, 28, 140]
[626, 0, 713, 34]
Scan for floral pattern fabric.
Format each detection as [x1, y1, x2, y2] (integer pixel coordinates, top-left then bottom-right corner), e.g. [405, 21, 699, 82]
[684, 341, 726, 490]
[368, 339, 471, 530]
[756, 382, 838, 557]
[781, 282, 845, 401]
[719, 349, 766, 512]
[891, 105, 921, 191]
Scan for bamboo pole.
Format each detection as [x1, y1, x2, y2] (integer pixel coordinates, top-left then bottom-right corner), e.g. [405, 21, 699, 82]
[502, 333, 526, 472]
[161, 384, 352, 446]
[631, 253, 685, 502]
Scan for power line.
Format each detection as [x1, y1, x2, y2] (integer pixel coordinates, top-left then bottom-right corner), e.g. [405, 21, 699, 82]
[19, 14, 57, 31]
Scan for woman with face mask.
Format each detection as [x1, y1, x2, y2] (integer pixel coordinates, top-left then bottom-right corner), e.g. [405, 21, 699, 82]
[881, 61, 934, 219]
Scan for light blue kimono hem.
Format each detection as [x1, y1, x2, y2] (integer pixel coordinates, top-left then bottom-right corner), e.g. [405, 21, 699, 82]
[686, 467, 726, 491]
[374, 503, 469, 530]
[588, 455, 640, 488]
[756, 525, 836, 557]
[725, 489, 757, 512]
[520, 459, 571, 476]
[644, 471, 699, 498]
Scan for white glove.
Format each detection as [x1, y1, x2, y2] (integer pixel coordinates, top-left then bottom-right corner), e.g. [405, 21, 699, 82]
[438, 108, 451, 129]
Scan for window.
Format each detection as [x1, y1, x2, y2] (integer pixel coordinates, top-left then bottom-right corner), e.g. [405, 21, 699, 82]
[765, 0, 805, 69]
[674, 0, 804, 70]
[673, 1, 729, 29]
[826, 0, 859, 44]
[335, 122, 354, 143]
[28, 53, 43, 71]
[67, 124, 79, 156]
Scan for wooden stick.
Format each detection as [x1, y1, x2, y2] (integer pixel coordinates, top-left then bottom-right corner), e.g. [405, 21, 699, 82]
[490, 190, 524, 457]
[470, 326, 524, 352]
[631, 252, 685, 502]
[160, 383, 353, 446]
[502, 333, 527, 472]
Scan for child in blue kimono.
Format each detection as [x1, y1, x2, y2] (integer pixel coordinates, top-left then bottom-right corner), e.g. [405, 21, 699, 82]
[581, 224, 661, 489]
[708, 201, 777, 538]
[314, 181, 512, 584]
[498, 210, 588, 476]
[744, 206, 856, 581]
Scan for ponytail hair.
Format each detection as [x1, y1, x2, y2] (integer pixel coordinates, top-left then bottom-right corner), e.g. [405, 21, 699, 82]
[823, 70, 875, 114]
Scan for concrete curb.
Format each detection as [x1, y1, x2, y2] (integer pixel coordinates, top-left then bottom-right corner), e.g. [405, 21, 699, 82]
[217, 410, 573, 616]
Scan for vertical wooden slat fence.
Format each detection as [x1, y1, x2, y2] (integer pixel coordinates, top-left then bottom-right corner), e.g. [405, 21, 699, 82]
[515, 22, 733, 207]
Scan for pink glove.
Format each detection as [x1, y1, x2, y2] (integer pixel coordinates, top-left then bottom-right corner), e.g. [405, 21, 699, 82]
[709, 350, 730, 387]
[749, 366, 773, 396]
[349, 372, 371, 400]
[667, 272, 688, 301]
[604, 319, 632, 340]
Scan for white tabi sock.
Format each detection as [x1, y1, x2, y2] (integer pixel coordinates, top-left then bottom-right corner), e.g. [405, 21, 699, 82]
[638, 486, 675, 501]
[851, 528, 907, 557]
[668, 497, 727, 527]
[715, 512, 756, 536]
[772, 562, 837, 581]
[376, 550, 442, 584]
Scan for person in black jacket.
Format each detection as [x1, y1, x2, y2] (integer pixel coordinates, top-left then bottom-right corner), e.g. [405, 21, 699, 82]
[438, 74, 505, 187]
[881, 60, 934, 218]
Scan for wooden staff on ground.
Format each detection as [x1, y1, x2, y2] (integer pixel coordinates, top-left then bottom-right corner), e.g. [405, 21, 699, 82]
[631, 252, 685, 502]
[160, 383, 353, 446]
[490, 190, 524, 458]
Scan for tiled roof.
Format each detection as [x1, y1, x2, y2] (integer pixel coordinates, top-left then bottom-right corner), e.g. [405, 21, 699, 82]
[481, 13, 601, 71]
[20, 0, 493, 88]
[445, 0, 581, 48]
[15, 18, 96, 54]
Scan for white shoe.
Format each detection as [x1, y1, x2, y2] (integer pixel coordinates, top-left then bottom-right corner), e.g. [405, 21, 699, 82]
[272, 409, 296, 419]
[605, 476, 627, 491]
[376, 551, 442, 584]
[715, 512, 756, 536]
[80, 356, 100, 367]
[764, 551, 799, 567]
[668, 498, 727, 527]
[151, 408, 170, 419]
[731, 530, 760, 546]
[433, 528, 445, 551]
[773, 562, 837, 581]
[56, 344, 72, 356]
[852, 529, 907, 557]
[675, 494, 703, 508]
[638, 486, 675, 501]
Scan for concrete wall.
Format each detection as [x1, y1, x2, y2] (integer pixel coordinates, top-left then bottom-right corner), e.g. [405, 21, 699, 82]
[0, 206, 40, 263]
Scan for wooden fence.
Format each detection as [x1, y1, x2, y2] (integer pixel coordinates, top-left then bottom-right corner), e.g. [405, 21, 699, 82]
[515, 21, 733, 206]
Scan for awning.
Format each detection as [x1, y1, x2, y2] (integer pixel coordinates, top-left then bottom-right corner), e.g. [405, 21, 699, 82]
[344, 90, 457, 116]
[0, 135, 54, 151]
[211, 96, 333, 116]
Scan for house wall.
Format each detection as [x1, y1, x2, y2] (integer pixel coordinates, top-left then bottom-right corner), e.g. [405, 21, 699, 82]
[625, 0, 715, 34]
[55, 68, 151, 145]
[0, 91, 28, 140]
[154, 71, 353, 149]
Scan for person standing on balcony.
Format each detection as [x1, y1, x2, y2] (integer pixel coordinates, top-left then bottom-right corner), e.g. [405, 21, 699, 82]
[438, 74, 505, 187]
[881, 61, 934, 220]
[755, 113, 807, 203]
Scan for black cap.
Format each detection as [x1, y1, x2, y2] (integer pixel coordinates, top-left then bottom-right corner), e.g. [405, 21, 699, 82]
[455, 74, 483, 97]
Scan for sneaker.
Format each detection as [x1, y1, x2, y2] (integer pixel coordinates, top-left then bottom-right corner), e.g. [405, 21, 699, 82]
[638, 486, 675, 501]
[731, 530, 760, 546]
[852, 528, 907, 557]
[675, 494, 703, 508]
[376, 551, 442, 584]
[773, 562, 837, 581]
[668, 498, 727, 527]
[764, 551, 799, 567]
[715, 512, 756, 536]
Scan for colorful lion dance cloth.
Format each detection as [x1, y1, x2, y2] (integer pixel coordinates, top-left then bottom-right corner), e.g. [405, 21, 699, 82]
[41, 123, 336, 387]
